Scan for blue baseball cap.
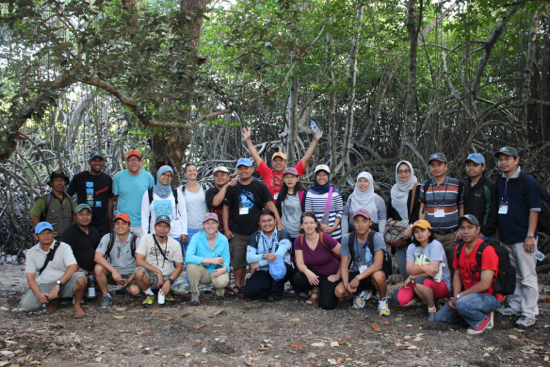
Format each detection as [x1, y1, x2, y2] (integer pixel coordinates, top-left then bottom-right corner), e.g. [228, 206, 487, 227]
[464, 153, 485, 165]
[35, 222, 54, 234]
[236, 158, 253, 168]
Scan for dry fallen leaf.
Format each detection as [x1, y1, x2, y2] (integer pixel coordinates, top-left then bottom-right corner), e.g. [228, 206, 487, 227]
[544, 356, 549, 362]
[413, 338, 422, 342]
[193, 324, 205, 329]
[289, 318, 300, 322]
[150, 310, 160, 314]
[256, 348, 268, 351]
[395, 318, 403, 322]
[113, 316, 126, 320]
[483, 347, 495, 351]
[136, 345, 144, 349]
[311, 343, 326, 347]
[244, 362, 253, 366]
[115, 307, 127, 311]
[330, 341, 339, 347]
[508, 335, 517, 340]
[371, 325, 380, 330]
[213, 324, 224, 327]
[292, 343, 302, 348]
[406, 346, 418, 350]
[163, 316, 174, 321]
[328, 359, 337, 365]
[383, 321, 390, 325]
[337, 358, 343, 364]
[0, 362, 9, 367]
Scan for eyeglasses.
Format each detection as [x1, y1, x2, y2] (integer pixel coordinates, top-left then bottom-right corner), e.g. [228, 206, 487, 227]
[398, 170, 411, 174]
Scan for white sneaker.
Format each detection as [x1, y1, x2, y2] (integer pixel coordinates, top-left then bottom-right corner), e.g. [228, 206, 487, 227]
[352, 289, 372, 309]
[487, 311, 494, 329]
[496, 307, 519, 317]
[378, 297, 390, 316]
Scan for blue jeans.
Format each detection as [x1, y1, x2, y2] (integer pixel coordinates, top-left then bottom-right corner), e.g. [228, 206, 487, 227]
[480, 236, 494, 242]
[435, 293, 500, 329]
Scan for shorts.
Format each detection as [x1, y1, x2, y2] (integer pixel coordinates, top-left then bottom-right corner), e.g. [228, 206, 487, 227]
[20, 272, 86, 311]
[134, 267, 187, 295]
[348, 271, 376, 293]
[392, 276, 449, 306]
[229, 233, 250, 270]
[106, 272, 137, 288]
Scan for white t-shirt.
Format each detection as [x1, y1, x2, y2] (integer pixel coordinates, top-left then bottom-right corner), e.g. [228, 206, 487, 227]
[141, 188, 187, 237]
[25, 241, 77, 284]
[184, 186, 207, 230]
[136, 234, 184, 276]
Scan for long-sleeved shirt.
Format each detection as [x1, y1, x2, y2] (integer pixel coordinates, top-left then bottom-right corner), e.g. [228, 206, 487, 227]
[185, 231, 230, 274]
[305, 188, 344, 240]
[246, 228, 292, 271]
[141, 188, 187, 238]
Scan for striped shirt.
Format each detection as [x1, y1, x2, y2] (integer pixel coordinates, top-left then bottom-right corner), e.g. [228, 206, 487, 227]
[420, 177, 464, 230]
[305, 188, 344, 240]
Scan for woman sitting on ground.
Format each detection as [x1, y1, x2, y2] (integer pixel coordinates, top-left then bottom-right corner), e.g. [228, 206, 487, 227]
[185, 213, 230, 306]
[391, 220, 451, 321]
[292, 212, 341, 310]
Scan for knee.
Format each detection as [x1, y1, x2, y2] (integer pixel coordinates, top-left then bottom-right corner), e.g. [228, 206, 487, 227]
[134, 268, 145, 280]
[414, 282, 427, 292]
[76, 276, 87, 287]
[94, 264, 105, 276]
[128, 286, 140, 296]
[334, 283, 346, 299]
[318, 295, 337, 310]
[212, 273, 229, 288]
[372, 271, 387, 288]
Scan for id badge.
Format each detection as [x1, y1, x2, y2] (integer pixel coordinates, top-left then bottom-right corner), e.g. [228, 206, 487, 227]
[358, 265, 368, 274]
[434, 208, 445, 218]
[498, 205, 508, 214]
[239, 206, 249, 215]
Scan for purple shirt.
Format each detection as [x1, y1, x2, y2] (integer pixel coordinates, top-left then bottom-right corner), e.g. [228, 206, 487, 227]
[294, 233, 340, 276]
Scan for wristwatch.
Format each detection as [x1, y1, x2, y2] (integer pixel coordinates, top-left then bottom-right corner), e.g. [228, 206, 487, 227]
[456, 293, 461, 299]
[168, 278, 175, 285]
[526, 233, 535, 238]
[262, 254, 267, 260]
[56, 280, 63, 287]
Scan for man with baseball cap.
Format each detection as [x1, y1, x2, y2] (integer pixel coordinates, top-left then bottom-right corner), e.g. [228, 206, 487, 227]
[113, 150, 154, 236]
[242, 126, 322, 197]
[493, 146, 540, 328]
[205, 166, 238, 234]
[335, 209, 390, 316]
[134, 215, 186, 307]
[31, 170, 76, 241]
[21, 222, 87, 318]
[458, 153, 498, 241]
[94, 213, 140, 308]
[223, 158, 281, 295]
[419, 153, 464, 275]
[68, 151, 113, 236]
[436, 214, 501, 335]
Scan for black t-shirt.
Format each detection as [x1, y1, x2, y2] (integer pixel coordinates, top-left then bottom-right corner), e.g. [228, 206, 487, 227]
[62, 224, 101, 272]
[68, 171, 113, 236]
[206, 187, 232, 234]
[223, 178, 273, 235]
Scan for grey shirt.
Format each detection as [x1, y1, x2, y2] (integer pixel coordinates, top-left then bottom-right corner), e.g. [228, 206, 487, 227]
[96, 233, 138, 275]
[25, 241, 77, 284]
[406, 240, 451, 291]
[281, 193, 302, 238]
[339, 231, 386, 272]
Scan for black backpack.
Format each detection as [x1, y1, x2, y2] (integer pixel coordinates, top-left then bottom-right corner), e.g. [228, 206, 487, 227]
[456, 241, 516, 296]
[39, 192, 74, 221]
[348, 230, 392, 277]
[147, 187, 180, 234]
[104, 233, 138, 261]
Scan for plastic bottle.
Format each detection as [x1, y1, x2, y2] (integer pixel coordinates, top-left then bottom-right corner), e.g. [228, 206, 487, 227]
[158, 289, 165, 304]
[533, 250, 545, 261]
[310, 119, 319, 131]
[87, 274, 96, 298]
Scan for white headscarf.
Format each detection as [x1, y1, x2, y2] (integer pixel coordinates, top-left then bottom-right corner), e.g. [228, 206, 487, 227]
[390, 161, 417, 220]
[350, 172, 379, 223]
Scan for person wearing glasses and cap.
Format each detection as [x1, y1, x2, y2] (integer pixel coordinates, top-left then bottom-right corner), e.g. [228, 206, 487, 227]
[67, 151, 113, 236]
[113, 150, 154, 236]
[241, 126, 322, 197]
[31, 170, 76, 241]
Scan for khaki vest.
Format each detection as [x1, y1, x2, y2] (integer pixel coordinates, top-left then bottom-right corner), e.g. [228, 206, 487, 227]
[43, 193, 74, 239]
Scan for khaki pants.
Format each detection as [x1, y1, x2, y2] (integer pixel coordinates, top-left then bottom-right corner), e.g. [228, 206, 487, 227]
[187, 264, 229, 297]
[20, 272, 86, 311]
[433, 231, 458, 278]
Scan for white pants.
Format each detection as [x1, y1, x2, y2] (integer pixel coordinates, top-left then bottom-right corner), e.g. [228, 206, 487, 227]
[130, 226, 142, 237]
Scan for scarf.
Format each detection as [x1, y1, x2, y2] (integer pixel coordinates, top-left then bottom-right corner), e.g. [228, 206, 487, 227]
[154, 165, 173, 199]
[390, 161, 418, 220]
[308, 169, 332, 195]
[350, 172, 378, 223]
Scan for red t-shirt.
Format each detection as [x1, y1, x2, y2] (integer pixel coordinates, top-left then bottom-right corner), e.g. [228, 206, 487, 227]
[453, 238, 502, 302]
[257, 160, 305, 197]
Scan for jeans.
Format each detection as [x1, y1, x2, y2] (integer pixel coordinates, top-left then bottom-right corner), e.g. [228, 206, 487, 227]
[480, 236, 494, 242]
[395, 245, 408, 281]
[435, 293, 500, 329]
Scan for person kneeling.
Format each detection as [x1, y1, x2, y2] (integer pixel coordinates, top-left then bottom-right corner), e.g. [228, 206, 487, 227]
[435, 215, 502, 334]
[334, 209, 390, 316]
[94, 213, 140, 308]
[391, 220, 451, 321]
[185, 213, 230, 306]
[244, 210, 296, 302]
[134, 215, 186, 307]
[21, 222, 87, 318]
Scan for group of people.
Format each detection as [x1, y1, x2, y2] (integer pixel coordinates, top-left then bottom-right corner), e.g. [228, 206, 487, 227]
[23, 130, 542, 334]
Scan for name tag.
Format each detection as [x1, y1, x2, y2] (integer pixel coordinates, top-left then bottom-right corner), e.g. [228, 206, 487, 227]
[434, 208, 445, 218]
[358, 265, 368, 274]
[239, 206, 249, 215]
[498, 205, 508, 214]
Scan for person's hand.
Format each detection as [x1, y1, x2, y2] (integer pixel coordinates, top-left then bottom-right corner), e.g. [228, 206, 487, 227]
[403, 227, 412, 239]
[36, 292, 49, 304]
[156, 270, 165, 287]
[210, 256, 224, 265]
[345, 283, 356, 294]
[111, 270, 122, 284]
[212, 268, 225, 277]
[403, 276, 413, 290]
[524, 237, 536, 253]
[320, 223, 330, 232]
[225, 230, 234, 240]
[327, 274, 340, 283]
[228, 178, 239, 187]
[250, 262, 260, 272]
[349, 277, 360, 289]
[161, 280, 171, 296]
[306, 270, 319, 286]
[180, 234, 188, 244]
[314, 129, 323, 140]
[79, 269, 88, 275]
[48, 284, 60, 300]
[325, 225, 337, 234]
[241, 126, 252, 140]
[265, 253, 277, 262]
[424, 266, 438, 278]
[278, 225, 284, 231]
[455, 231, 462, 242]
[448, 297, 457, 310]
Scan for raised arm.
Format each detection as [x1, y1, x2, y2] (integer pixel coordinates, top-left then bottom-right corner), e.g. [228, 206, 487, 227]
[242, 126, 263, 167]
[301, 130, 322, 167]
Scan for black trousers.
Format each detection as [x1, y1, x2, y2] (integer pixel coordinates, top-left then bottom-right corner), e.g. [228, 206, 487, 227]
[293, 270, 338, 310]
[243, 263, 296, 300]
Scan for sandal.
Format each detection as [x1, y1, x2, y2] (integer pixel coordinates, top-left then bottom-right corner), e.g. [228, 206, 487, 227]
[226, 286, 243, 296]
[306, 287, 319, 305]
[224, 285, 234, 295]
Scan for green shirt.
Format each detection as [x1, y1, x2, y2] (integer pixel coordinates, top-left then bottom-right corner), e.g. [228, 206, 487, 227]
[31, 192, 76, 239]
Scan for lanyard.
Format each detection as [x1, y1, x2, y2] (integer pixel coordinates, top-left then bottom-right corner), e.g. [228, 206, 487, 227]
[262, 232, 277, 253]
[432, 178, 449, 208]
[153, 235, 168, 270]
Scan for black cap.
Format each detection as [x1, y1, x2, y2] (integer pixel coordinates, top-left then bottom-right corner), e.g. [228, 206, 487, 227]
[89, 151, 105, 160]
[428, 153, 447, 164]
[459, 214, 480, 227]
[48, 171, 70, 186]
[155, 215, 171, 226]
[494, 146, 518, 159]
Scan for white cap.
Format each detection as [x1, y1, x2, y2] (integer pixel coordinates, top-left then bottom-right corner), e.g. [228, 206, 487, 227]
[213, 166, 230, 175]
[314, 164, 331, 174]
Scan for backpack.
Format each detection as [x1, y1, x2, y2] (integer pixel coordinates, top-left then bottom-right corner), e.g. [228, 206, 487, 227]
[496, 171, 550, 232]
[147, 187, 180, 233]
[348, 230, 392, 277]
[104, 233, 138, 261]
[39, 192, 74, 221]
[456, 241, 516, 296]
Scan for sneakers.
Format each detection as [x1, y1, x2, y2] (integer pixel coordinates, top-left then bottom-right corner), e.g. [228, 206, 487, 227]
[100, 295, 113, 309]
[352, 289, 373, 310]
[164, 292, 175, 305]
[378, 297, 390, 316]
[467, 312, 493, 335]
[496, 307, 520, 316]
[202, 284, 213, 293]
[190, 292, 200, 306]
[427, 311, 436, 322]
[515, 315, 536, 328]
[142, 294, 155, 308]
[268, 292, 283, 302]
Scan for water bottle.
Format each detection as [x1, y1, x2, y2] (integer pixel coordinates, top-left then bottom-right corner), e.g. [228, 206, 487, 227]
[310, 119, 319, 131]
[158, 289, 165, 304]
[533, 250, 545, 261]
[87, 274, 96, 298]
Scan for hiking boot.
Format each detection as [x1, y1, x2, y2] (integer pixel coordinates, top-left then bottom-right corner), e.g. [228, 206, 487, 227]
[100, 295, 112, 309]
[142, 294, 155, 308]
[378, 297, 390, 316]
[467, 313, 492, 335]
[496, 307, 520, 317]
[190, 292, 200, 306]
[216, 295, 224, 301]
[427, 312, 436, 322]
[46, 299, 59, 315]
[164, 292, 175, 305]
[515, 315, 536, 328]
[202, 284, 213, 293]
[352, 289, 372, 310]
[268, 292, 283, 302]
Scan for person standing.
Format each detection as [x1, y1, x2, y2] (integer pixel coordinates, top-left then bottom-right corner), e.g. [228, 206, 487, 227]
[31, 171, 76, 241]
[493, 147, 540, 328]
[223, 158, 281, 295]
[242, 126, 322, 197]
[67, 151, 113, 236]
[205, 166, 237, 235]
[419, 153, 464, 273]
[181, 163, 207, 256]
[113, 150, 154, 236]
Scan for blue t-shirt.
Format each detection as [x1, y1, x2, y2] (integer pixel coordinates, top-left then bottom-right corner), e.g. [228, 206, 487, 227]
[113, 169, 154, 226]
[406, 240, 451, 291]
[496, 169, 541, 244]
[339, 231, 386, 272]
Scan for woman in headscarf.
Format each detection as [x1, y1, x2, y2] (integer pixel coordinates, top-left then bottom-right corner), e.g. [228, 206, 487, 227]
[141, 165, 188, 244]
[304, 165, 344, 241]
[387, 161, 422, 279]
[342, 172, 387, 235]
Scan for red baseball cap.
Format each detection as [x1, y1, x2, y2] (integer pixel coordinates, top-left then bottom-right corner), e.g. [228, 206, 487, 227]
[125, 150, 141, 159]
[114, 213, 131, 223]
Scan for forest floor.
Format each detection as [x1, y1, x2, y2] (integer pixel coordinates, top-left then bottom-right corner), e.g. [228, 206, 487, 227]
[1, 263, 549, 367]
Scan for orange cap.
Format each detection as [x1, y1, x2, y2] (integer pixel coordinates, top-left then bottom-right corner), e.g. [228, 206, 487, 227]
[125, 150, 141, 159]
[114, 213, 131, 223]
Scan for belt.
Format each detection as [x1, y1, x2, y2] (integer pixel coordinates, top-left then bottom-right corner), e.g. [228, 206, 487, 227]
[432, 228, 455, 235]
